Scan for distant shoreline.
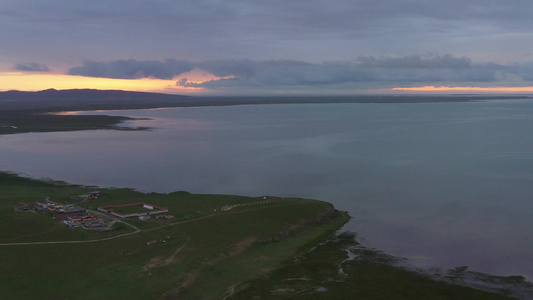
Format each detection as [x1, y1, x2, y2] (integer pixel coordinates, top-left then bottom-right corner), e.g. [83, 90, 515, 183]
[1, 89, 531, 136]
[2, 88, 532, 112]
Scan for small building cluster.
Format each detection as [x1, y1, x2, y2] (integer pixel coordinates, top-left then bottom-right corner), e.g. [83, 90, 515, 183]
[35, 201, 86, 217]
[33, 200, 106, 229]
[63, 216, 106, 229]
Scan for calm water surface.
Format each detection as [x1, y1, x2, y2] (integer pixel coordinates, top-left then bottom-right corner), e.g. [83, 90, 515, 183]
[1, 100, 532, 279]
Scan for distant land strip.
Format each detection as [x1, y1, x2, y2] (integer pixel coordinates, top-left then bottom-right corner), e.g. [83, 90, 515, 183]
[1, 88, 531, 112]
[1, 89, 531, 136]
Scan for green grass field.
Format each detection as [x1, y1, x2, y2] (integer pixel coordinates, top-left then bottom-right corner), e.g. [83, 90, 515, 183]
[0, 172, 348, 299]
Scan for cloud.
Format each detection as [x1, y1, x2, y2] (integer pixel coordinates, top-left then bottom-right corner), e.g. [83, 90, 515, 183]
[2, 0, 533, 67]
[509, 61, 533, 81]
[356, 54, 474, 69]
[186, 55, 507, 91]
[68, 59, 194, 79]
[176, 78, 189, 86]
[197, 59, 357, 86]
[66, 55, 533, 93]
[14, 63, 50, 72]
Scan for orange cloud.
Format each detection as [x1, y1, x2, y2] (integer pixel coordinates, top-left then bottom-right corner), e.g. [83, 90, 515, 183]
[174, 68, 234, 86]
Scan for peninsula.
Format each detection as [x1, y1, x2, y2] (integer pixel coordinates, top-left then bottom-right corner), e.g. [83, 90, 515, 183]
[0, 172, 517, 299]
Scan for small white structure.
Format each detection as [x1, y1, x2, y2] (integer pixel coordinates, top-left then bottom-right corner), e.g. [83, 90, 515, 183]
[143, 204, 154, 210]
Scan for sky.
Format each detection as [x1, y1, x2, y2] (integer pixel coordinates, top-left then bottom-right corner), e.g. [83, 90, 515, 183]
[1, 0, 533, 95]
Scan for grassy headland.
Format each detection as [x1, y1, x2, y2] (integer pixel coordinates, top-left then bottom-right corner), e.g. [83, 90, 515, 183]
[0, 171, 350, 299]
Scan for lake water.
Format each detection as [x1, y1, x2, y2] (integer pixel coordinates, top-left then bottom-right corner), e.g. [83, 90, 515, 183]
[1, 100, 532, 279]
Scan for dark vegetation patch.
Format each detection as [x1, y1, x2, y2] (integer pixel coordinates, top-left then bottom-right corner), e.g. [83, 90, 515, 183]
[0, 111, 140, 135]
[228, 232, 519, 300]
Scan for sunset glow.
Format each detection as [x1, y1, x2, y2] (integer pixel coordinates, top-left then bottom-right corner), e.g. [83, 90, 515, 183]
[2, 2, 533, 94]
[0, 71, 222, 94]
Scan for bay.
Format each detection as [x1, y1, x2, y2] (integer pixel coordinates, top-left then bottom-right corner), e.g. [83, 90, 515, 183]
[1, 100, 532, 279]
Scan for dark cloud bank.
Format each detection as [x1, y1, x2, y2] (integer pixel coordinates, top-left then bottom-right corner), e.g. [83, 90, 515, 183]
[68, 59, 194, 80]
[3, 0, 533, 64]
[66, 54, 533, 92]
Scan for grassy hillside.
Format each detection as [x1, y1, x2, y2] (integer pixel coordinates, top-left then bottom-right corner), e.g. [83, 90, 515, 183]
[0, 172, 348, 299]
